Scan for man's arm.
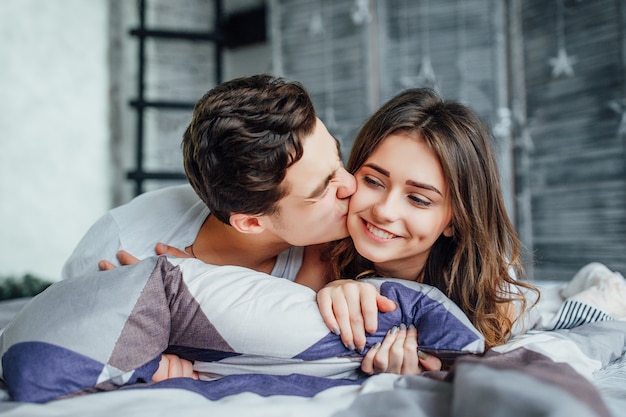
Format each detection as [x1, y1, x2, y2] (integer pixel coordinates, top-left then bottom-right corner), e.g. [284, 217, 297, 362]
[153, 354, 198, 382]
[293, 244, 331, 291]
[62, 213, 123, 280]
[99, 243, 191, 270]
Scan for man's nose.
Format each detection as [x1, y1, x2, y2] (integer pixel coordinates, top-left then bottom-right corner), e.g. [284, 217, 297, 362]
[336, 167, 356, 199]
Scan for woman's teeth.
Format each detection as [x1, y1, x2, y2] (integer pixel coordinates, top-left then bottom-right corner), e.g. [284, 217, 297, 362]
[366, 222, 396, 239]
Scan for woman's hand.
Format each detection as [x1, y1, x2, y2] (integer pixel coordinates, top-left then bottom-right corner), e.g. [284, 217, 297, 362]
[152, 354, 199, 382]
[317, 279, 397, 352]
[361, 324, 442, 375]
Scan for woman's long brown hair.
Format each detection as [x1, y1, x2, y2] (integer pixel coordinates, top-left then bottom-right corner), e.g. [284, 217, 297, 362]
[326, 88, 538, 349]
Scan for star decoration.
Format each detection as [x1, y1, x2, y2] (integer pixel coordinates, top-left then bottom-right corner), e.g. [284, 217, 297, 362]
[416, 56, 438, 87]
[401, 56, 439, 91]
[608, 99, 626, 136]
[309, 12, 323, 37]
[493, 107, 512, 139]
[400, 75, 420, 89]
[549, 47, 576, 78]
[351, 0, 370, 25]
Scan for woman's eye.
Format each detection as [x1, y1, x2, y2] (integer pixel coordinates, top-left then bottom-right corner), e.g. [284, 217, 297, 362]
[409, 195, 431, 207]
[363, 176, 382, 187]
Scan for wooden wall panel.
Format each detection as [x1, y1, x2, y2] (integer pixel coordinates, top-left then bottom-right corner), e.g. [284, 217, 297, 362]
[272, 0, 371, 154]
[272, 0, 626, 280]
[522, 0, 626, 280]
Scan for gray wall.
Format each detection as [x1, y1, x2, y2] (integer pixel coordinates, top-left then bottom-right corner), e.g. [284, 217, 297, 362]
[271, 0, 626, 280]
[520, 0, 626, 280]
[2, 0, 624, 282]
[0, 0, 110, 281]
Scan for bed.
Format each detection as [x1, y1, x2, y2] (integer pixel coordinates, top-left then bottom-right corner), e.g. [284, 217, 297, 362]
[0, 258, 625, 417]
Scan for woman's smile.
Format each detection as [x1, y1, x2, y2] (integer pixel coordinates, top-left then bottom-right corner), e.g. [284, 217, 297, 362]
[363, 219, 398, 241]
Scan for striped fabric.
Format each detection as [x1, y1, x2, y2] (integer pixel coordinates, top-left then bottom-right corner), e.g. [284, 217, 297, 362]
[0, 256, 484, 403]
[552, 300, 614, 330]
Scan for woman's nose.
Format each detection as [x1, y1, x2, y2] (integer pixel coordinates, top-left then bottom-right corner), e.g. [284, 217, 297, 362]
[371, 197, 396, 222]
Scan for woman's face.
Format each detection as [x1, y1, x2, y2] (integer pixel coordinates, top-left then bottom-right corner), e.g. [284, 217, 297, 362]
[347, 133, 454, 280]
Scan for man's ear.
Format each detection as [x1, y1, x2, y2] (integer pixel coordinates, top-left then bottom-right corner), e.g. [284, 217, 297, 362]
[229, 213, 265, 234]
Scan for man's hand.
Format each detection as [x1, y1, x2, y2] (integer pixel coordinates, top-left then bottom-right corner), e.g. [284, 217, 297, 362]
[152, 354, 199, 382]
[317, 280, 397, 352]
[98, 242, 192, 271]
[360, 323, 442, 375]
[98, 250, 140, 271]
[154, 242, 193, 259]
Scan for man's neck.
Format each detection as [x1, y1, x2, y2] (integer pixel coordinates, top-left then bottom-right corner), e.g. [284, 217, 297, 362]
[188, 214, 291, 274]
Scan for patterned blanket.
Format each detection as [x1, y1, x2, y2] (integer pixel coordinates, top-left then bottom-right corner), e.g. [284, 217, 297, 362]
[1, 258, 625, 417]
[0, 256, 483, 403]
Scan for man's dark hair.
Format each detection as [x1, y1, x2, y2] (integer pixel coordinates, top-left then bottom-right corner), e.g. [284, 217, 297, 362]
[183, 74, 317, 224]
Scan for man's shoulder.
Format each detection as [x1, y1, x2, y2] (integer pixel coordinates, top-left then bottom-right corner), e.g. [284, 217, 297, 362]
[110, 184, 202, 224]
[115, 184, 198, 210]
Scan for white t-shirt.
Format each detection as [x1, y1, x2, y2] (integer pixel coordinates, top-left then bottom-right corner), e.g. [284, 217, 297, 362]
[61, 184, 304, 281]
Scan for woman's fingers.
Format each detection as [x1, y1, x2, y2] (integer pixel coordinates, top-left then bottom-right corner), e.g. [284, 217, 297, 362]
[317, 280, 382, 352]
[387, 324, 409, 374]
[376, 294, 397, 313]
[332, 292, 355, 350]
[400, 324, 420, 374]
[417, 349, 443, 371]
[360, 323, 437, 376]
[361, 342, 380, 375]
[370, 325, 399, 374]
[317, 287, 342, 337]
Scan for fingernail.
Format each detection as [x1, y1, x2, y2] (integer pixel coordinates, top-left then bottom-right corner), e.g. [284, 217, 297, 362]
[332, 326, 341, 336]
[399, 323, 407, 331]
[346, 342, 355, 351]
[417, 350, 429, 360]
[98, 261, 106, 270]
[356, 345, 365, 354]
[408, 324, 416, 331]
[388, 326, 398, 335]
[371, 342, 381, 350]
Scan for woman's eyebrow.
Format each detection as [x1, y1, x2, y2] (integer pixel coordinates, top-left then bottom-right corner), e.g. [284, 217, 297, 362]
[364, 163, 442, 196]
[363, 163, 389, 177]
[406, 180, 443, 196]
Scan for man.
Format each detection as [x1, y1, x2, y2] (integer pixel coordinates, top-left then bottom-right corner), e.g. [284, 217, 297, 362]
[61, 74, 438, 380]
[62, 74, 355, 291]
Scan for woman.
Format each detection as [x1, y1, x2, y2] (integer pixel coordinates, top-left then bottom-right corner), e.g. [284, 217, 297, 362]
[318, 88, 538, 375]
